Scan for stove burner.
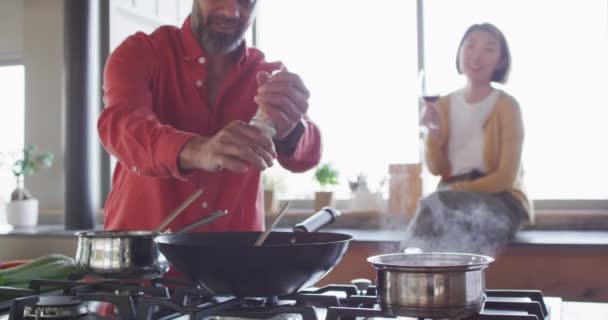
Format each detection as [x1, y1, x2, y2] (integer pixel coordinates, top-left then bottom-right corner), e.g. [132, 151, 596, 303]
[2, 278, 554, 320]
[241, 297, 285, 308]
[243, 298, 268, 308]
[23, 296, 88, 319]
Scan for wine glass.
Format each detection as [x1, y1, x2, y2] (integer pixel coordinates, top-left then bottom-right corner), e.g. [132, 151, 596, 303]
[417, 70, 440, 131]
[418, 69, 441, 104]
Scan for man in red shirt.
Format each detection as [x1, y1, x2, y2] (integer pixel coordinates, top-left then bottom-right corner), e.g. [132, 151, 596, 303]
[98, 0, 321, 232]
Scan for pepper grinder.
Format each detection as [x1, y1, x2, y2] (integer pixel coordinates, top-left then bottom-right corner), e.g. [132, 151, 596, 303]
[250, 70, 280, 138]
[249, 108, 276, 138]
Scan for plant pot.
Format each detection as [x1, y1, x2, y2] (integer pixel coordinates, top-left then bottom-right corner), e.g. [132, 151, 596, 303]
[349, 191, 384, 212]
[6, 199, 39, 227]
[0, 201, 12, 233]
[264, 190, 279, 215]
[314, 191, 335, 212]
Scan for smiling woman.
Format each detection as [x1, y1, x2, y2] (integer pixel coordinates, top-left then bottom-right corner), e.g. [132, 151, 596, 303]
[423, 0, 608, 204]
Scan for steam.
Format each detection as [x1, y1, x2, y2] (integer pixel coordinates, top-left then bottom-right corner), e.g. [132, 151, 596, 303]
[400, 190, 515, 257]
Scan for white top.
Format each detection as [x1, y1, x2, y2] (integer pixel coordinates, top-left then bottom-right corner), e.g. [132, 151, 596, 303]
[448, 89, 500, 176]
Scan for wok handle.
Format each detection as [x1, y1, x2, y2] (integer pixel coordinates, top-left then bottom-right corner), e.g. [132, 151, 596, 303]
[293, 207, 341, 233]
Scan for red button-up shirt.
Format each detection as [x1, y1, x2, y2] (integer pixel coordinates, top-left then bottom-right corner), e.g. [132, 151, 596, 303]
[98, 17, 321, 232]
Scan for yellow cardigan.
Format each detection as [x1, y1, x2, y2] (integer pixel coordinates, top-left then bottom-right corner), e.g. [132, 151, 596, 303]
[425, 90, 533, 223]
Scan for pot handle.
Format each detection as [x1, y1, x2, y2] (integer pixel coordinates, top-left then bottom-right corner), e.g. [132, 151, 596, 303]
[293, 207, 341, 233]
[174, 210, 228, 234]
[403, 247, 423, 254]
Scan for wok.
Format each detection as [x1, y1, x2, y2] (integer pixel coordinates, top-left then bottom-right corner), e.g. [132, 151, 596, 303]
[155, 207, 352, 297]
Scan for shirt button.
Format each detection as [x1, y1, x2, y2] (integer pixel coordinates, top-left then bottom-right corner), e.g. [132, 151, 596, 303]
[201, 202, 208, 208]
[195, 80, 203, 87]
[198, 57, 206, 64]
[131, 166, 138, 174]
[184, 56, 190, 61]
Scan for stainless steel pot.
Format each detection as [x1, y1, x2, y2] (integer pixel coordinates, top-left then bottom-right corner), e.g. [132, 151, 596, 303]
[75, 230, 169, 279]
[367, 252, 494, 319]
[75, 210, 228, 279]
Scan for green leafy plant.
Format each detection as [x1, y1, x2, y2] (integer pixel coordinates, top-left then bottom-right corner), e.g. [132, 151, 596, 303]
[6, 145, 54, 201]
[313, 163, 339, 191]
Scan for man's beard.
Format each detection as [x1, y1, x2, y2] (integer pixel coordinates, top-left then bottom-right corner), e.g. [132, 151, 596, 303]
[197, 15, 248, 55]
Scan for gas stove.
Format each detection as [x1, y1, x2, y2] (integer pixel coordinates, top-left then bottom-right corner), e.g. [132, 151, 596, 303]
[0, 278, 557, 320]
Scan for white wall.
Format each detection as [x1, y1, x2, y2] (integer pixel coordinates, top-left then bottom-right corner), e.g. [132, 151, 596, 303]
[0, 0, 192, 217]
[0, 0, 64, 212]
[23, 0, 65, 211]
[0, 0, 23, 62]
[0, 0, 65, 211]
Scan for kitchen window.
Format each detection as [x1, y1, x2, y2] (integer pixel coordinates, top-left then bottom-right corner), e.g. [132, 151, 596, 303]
[104, 1, 608, 218]
[256, 0, 420, 200]
[108, 0, 392, 201]
[256, 0, 608, 215]
[0, 64, 25, 203]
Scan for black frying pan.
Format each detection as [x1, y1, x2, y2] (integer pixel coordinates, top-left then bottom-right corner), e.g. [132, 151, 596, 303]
[155, 207, 352, 297]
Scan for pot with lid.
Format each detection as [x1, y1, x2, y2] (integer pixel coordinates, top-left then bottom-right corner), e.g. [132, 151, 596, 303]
[367, 252, 494, 319]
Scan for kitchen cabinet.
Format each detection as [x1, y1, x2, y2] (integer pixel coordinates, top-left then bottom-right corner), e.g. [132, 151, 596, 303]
[318, 230, 608, 303]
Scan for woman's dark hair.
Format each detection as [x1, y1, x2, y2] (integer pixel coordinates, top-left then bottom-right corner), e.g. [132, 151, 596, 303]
[456, 23, 511, 84]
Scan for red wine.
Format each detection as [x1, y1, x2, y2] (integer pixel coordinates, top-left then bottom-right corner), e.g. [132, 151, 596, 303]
[422, 95, 440, 103]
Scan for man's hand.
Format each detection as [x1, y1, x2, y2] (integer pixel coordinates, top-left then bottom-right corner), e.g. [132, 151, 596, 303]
[254, 70, 310, 141]
[178, 121, 277, 173]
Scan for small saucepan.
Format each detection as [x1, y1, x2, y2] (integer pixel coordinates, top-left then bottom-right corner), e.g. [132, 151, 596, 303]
[75, 210, 227, 280]
[367, 251, 494, 319]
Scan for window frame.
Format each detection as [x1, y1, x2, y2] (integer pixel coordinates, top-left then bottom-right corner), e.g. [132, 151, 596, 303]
[99, 1, 608, 229]
[0, 62, 26, 205]
[252, 0, 608, 219]
[0, 58, 23, 67]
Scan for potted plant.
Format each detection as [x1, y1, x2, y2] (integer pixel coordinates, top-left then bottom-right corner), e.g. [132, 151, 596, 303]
[313, 163, 339, 211]
[3, 145, 54, 227]
[262, 173, 285, 215]
[348, 173, 386, 212]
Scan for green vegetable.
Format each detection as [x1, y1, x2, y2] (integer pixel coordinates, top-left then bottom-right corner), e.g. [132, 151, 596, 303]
[0, 259, 77, 286]
[0, 281, 31, 289]
[0, 254, 73, 276]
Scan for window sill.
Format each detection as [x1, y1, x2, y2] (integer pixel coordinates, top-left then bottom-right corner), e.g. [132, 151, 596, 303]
[532, 209, 608, 230]
[34, 206, 608, 231]
[272, 207, 608, 231]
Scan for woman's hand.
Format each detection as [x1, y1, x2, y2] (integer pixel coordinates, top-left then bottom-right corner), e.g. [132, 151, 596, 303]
[420, 101, 441, 135]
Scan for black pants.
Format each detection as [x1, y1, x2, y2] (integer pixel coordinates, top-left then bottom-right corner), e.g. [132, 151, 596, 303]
[403, 171, 526, 256]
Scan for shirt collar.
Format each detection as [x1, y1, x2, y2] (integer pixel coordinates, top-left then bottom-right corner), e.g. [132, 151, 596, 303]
[180, 16, 250, 65]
